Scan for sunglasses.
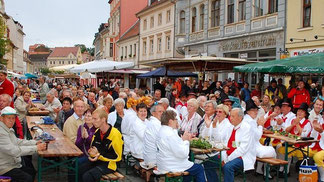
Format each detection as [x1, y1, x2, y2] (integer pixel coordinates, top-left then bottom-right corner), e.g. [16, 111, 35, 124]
[216, 110, 224, 114]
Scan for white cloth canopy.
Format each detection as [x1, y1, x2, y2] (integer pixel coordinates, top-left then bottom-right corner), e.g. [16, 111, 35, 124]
[49, 64, 78, 71]
[70, 59, 134, 73]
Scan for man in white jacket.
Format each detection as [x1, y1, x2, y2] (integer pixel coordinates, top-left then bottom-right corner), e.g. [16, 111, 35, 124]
[0, 107, 46, 182]
[221, 108, 256, 182]
[156, 110, 206, 182]
[143, 104, 165, 167]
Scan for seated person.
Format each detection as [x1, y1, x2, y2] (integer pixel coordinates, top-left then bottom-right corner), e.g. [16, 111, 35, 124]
[41, 91, 62, 120]
[75, 108, 96, 164]
[55, 97, 74, 130]
[156, 110, 206, 182]
[0, 107, 46, 182]
[63, 100, 85, 143]
[79, 108, 123, 182]
[221, 108, 256, 182]
[130, 103, 148, 160]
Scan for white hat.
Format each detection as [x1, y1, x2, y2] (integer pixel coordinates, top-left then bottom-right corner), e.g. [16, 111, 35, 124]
[1, 107, 18, 116]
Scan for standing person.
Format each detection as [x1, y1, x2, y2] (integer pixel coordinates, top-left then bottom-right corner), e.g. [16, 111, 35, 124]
[265, 79, 283, 105]
[220, 85, 230, 102]
[165, 78, 174, 100]
[251, 84, 261, 99]
[288, 80, 310, 110]
[153, 78, 165, 97]
[156, 110, 206, 182]
[38, 76, 50, 103]
[153, 89, 162, 102]
[75, 109, 96, 164]
[277, 78, 288, 98]
[143, 104, 165, 167]
[0, 65, 14, 98]
[0, 107, 47, 182]
[240, 82, 251, 102]
[78, 108, 123, 182]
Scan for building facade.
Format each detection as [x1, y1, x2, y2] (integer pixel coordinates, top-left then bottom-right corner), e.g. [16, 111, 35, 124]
[93, 23, 111, 60]
[138, 0, 175, 66]
[28, 44, 51, 73]
[285, 0, 324, 57]
[175, 0, 285, 64]
[117, 20, 140, 67]
[47, 47, 82, 68]
[23, 50, 34, 73]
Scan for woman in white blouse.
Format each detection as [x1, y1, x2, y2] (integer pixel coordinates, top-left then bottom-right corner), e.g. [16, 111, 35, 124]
[130, 103, 149, 160]
[201, 104, 233, 143]
[179, 98, 202, 135]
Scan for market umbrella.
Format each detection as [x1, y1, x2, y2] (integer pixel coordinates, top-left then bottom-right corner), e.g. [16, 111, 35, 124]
[24, 73, 38, 79]
[234, 53, 324, 74]
[70, 59, 134, 73]
[137, 67, 197, 78]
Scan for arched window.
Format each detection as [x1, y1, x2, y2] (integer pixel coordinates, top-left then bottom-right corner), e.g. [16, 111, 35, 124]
[192, 7, 197, 32]
[179, 10, 186, 34]
[211, 0, 220, 27]
[199, 4, 205, 30]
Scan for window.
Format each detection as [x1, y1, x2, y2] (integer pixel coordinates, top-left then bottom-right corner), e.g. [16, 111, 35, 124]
[192, 7, 197, 32]
[166, 10, 171, 23]
[166, 36, 171, 50]
[238, 0, 246, 21]
[150, 39, 154, 53]
[134, 44, 136, 56]
[199, 4, 205, 30]
[150, 16, 154, 28]
[130, 45, 132, 56]
[303, 0, 311, 27]
[143, 41, 147, 54]
[157, 38, 162, 52]
[180, 10, 186, 33]
[158, 13, 162, 25]
[125, 46, 127, 58]
[211, 0, 220, 27]
[143, 19, 147, 30]
[254, 0, 265, 17]
[110, 43, 113, 57]
[227, 0, 234, 24]
[268, 0, 278, 14]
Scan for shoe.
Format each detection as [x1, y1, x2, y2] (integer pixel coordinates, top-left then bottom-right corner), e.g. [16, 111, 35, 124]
[255, 171, 263, 176]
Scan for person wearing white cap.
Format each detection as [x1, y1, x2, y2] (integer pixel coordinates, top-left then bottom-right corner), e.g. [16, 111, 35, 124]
[0, 107, 47, 182]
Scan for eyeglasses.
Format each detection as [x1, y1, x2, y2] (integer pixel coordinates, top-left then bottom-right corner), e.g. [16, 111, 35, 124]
[216, 110, 224, 114]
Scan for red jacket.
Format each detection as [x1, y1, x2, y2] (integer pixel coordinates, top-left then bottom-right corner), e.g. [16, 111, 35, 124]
[288, 88, 310, 108]
[0, 79, 14, 97]
[14, 117, 24, 139]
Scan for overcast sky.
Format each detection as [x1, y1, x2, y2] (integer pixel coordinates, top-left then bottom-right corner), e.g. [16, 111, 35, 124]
[5, 0, 110, 49]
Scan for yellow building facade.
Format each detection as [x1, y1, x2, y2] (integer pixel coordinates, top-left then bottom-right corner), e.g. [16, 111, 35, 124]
[286, 0, 324, 56]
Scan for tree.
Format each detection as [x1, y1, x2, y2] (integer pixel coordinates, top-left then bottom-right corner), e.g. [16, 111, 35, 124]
[0, 17, 9, 64]
[40, 68, 52, 75]
[87, 47, 95, 56]
[75, 44, 87, 53]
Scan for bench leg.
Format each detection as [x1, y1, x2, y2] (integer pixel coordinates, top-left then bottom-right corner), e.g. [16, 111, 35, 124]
[265, 163, 269, 182]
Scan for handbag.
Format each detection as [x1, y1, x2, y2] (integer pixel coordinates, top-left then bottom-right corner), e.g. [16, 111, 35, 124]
[299, 158, 318, 182]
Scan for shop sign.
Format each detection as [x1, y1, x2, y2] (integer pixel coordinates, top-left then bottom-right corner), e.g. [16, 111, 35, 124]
[291, 48, 324, 57]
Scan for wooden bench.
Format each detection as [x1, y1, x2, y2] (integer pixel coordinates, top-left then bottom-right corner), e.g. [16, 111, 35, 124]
[257, 157, 288, 182]
[100, 172, 124, 182]
[153, 170, 189, 182]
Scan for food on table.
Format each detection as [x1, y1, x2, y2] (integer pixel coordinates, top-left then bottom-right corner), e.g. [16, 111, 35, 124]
[190, 138, 212, 149]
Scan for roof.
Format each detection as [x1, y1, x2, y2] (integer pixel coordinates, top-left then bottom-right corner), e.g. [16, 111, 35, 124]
[49, 47, 79, 58]
[136, 0, 169, 16]
[118, 20, 140, 42]
[29, 53, 50, 62]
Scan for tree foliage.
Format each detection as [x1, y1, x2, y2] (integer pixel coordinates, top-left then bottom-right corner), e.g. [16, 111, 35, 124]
[0, 17, 9, 62]
[75, 44, 94, 56]
[40, 68, 52, 75]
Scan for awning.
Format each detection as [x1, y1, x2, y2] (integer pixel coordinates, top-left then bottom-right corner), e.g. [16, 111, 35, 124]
[7, 71, 25, 78]
[70, 59, 134, 73]
[108, 69, 149, 74]
[234, 53, 324, 74]
[49, 64, 78, 72]
[137, 67, 197, 78]
[25, 73, 38, 79]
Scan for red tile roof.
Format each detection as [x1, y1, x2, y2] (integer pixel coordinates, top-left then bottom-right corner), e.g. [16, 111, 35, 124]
[118, 20, 140, 42]
[136, 0, 169, 16]
[49, 47, 79, 58]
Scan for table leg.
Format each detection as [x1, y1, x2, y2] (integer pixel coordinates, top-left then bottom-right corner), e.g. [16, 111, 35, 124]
[284, 142, 288, 182]
[265, 163, 269, 182]
[75, 157, 79, 182]
[38, 156, 42, 182]
[190, 151, 194, 162]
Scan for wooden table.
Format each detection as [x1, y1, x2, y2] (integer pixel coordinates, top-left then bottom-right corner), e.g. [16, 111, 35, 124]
[27, 116, 83, 182]
[190, 147, 227, 181]
[263, 133, 318, 182]
[28, 103, 50, 116]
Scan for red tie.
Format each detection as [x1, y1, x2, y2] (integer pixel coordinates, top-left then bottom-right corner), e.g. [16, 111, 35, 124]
[227, 128, 238, 156]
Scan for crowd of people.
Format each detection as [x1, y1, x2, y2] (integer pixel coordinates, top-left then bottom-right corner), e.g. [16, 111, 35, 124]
[0, 63, 324, 182]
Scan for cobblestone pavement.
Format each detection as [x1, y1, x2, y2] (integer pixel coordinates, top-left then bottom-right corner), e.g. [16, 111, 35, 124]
[32, 154, 299, 182]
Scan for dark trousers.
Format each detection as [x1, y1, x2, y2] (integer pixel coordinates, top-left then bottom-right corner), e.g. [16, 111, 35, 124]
[3, 156, 36, 182]
[78, 160, 113, 182]
[183, 163, 206, 182]
[203, 155, 220, 182]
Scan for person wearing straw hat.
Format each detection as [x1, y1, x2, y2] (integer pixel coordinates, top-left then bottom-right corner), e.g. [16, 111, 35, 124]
[0, 65, 14, 100]
[0, 107, 46, 182]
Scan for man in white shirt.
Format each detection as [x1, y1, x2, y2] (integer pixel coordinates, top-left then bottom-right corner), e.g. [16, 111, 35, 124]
[143, 104, 165, 167]
[156, 110, 206, 182]
[41, 91, 62, 120]
[157, 98, 181, 123]
[221, 108, 256, 182]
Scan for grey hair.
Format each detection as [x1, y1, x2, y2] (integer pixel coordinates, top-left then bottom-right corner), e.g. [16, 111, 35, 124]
[114, 98, 125, 106]
[63, 89, 73, 97]
[197, 95, 207, 103]
[119, 92, 127, 99]
[46, 91, 55, 97]
[0, 94, 12, 103]
[232, 108, 244, 118]
[150, 104, 158, 113]
[205, 100, 217, 109]
[159, 98, 169, 106]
